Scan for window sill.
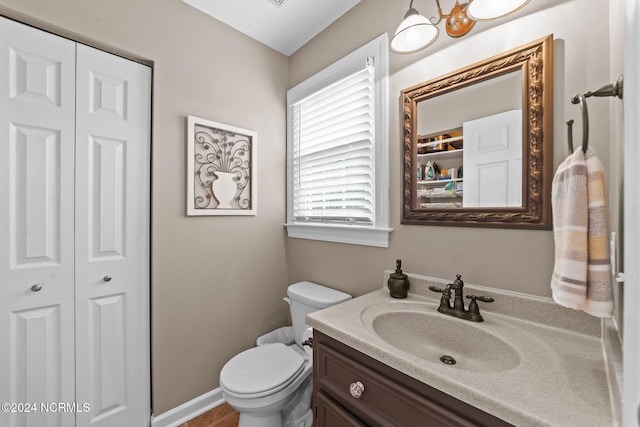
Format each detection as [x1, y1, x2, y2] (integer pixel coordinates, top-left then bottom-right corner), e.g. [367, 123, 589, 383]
[284, 223, 393, 248]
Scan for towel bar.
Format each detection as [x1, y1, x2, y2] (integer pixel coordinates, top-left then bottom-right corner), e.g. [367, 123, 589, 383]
[567, 75, 624, 153]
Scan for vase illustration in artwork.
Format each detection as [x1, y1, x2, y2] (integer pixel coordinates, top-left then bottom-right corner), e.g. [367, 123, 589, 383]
[211, 171, 237, 209]
[192, 124, 252, 212]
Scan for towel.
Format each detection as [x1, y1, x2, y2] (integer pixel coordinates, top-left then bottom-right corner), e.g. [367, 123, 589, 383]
[582, 149, 614, 317]
[551, 147, 613, 317]
[551, 148, 589, 309]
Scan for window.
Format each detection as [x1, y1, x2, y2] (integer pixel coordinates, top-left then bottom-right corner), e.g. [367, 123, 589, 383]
[285, 34, 391, 247]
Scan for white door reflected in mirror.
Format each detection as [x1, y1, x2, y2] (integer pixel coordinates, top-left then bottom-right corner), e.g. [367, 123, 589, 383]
[463, 109, 522, 207]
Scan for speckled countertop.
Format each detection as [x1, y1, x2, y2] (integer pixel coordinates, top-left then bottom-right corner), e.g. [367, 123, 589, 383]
[306, 272, 622, 427]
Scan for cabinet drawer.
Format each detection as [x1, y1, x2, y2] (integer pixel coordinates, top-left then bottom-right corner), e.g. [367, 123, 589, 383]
[316, 391, 366, 427]
[316, 342, 475, 427]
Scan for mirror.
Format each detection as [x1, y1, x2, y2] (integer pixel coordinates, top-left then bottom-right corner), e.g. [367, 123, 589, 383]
[401, 35, 553, 228]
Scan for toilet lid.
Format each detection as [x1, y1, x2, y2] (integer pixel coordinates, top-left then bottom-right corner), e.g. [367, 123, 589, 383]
[220, 343, 305, 396]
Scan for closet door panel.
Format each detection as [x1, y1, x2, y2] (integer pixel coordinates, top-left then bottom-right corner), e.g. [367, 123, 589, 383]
[0, 17, 76, 427]
[87, 135, 127, 259]
[74, 43, 151, 427]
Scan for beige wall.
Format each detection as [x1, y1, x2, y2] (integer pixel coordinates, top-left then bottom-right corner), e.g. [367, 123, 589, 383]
[0, 0, 289, 415]
[287, 0, 617, 301]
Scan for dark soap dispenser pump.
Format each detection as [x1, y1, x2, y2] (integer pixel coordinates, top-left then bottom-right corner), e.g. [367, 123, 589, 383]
[388, 259, 410, 298]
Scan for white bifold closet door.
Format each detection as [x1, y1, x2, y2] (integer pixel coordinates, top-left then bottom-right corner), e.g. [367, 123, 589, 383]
[0, 16, 77, 427]
[74, 43, 151, 427]
[0, 16, 151, 427]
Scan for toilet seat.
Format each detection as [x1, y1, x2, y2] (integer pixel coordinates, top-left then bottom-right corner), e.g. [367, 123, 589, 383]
[220, 343, 305, 398]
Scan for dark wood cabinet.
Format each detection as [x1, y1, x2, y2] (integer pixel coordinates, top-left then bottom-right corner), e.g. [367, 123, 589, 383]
[313, 331, 513, 427]
[316, 392, 366, 427]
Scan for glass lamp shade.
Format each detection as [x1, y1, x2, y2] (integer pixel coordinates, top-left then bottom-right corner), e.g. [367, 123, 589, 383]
[390, 11, 439, 54]
[467, 0, 531, 20]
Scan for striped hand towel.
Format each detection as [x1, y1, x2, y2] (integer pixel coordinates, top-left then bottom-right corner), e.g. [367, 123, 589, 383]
[551, 147, 613, 318]
[582, 148, 613, 317]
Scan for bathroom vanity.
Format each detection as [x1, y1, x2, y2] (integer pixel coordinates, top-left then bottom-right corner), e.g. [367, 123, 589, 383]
[307, 272, 621, 427]
[314, 331, 511, 426]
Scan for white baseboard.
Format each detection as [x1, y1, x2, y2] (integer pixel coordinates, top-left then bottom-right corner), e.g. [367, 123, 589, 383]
[151, 388, 225, 427]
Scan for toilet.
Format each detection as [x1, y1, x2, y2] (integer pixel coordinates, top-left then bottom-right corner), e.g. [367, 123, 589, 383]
[220, 281, 351, 427]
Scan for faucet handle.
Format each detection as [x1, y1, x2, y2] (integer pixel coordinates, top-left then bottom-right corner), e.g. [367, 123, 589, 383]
[465, 295, 494, 322]
[431, 285, 452, 311]
[466, 295, 495, 303]
[429, 285, 451, 295]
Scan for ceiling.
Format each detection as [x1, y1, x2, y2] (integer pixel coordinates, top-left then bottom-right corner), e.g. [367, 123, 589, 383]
[182, 0, 362, 56]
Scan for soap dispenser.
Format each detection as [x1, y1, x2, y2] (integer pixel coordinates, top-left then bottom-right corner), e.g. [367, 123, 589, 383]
[388, 259, 410, 299]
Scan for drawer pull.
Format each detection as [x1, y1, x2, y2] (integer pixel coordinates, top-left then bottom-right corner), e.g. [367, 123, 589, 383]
[349, 381, 365, 399]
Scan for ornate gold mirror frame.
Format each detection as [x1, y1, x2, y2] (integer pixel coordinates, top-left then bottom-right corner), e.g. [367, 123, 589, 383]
[401, 35, 553, 228]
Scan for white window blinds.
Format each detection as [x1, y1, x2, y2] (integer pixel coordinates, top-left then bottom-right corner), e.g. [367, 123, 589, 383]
[291, 62, 375, 226]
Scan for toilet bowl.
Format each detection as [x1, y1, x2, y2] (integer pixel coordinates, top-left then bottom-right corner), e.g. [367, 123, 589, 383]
[221, 343, 312, 427]
[220, 282, 351, 427]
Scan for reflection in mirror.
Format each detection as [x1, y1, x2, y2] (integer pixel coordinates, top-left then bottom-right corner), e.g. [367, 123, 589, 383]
[417, 71, 523, 208]
[402, 35, 553, 228]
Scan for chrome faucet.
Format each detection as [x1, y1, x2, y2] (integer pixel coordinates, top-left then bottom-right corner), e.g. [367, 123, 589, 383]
[429, 274, 494, 322]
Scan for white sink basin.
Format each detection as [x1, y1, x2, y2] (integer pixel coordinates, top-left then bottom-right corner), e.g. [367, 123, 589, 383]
[361, 302, 521, 372]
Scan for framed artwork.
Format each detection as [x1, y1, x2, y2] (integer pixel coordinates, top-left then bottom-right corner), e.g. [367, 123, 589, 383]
[187, 116, 257, 215]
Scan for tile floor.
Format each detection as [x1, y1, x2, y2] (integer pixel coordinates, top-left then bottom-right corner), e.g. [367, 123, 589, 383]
[179, 402, 239, 427]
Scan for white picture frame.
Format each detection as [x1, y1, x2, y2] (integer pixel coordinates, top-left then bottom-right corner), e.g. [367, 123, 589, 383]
[187, 116, 257, 216]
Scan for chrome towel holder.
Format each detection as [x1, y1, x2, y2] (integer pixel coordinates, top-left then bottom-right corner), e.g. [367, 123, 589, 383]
[566, 75, 624, 153]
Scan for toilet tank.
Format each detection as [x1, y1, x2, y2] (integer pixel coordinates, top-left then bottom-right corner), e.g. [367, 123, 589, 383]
[287, 281, 351, 345]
